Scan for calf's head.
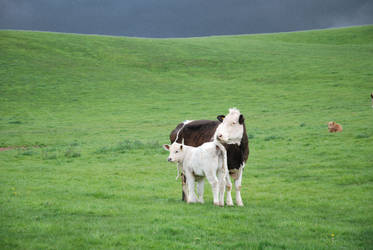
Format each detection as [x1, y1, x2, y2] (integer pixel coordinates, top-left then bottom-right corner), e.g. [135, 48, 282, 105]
[216, 108, 245, 145]
[162, 143, 185, 163]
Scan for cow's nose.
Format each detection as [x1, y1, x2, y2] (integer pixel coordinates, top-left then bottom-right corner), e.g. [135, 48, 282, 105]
[218, 134, 223, 138]
[167, 157, 172, 162]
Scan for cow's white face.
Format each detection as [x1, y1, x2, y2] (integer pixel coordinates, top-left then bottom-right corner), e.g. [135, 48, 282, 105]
[216, 108, 244, 145]
[162, 143, 185, 163]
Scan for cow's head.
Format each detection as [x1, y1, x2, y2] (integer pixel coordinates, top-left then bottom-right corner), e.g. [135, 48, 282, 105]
[216, 108, 245, 145]
[162, 143, 185, 163]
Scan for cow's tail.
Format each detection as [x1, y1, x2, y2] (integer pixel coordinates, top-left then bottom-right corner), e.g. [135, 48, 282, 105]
[215, 140, 228, 176]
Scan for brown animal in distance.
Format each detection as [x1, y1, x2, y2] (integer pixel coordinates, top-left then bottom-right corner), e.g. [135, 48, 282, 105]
[328, 121, 343, 133]
[371, 93, 373, 108]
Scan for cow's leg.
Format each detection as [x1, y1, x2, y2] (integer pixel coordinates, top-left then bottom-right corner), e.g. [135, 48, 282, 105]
[185, 172, 197, 203]
[225, 173, 233, 206]
[217, 167, 226, 207]
[205, 172, 219, 206]
[196, 178, 205, 204]
[181, 173, 187, 202]
[234, 166, 244, 207]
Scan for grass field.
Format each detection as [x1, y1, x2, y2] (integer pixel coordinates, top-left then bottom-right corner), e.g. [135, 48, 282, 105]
[0, 26, 373, 249]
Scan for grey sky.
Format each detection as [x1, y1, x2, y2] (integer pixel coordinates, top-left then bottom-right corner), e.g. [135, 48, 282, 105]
[0, 0, 372, 37]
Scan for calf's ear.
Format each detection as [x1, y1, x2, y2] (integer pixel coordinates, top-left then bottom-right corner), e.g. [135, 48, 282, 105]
[239, 114, 245, 124]
[217, 115, 225, 122]
[162, 144, 170, 151]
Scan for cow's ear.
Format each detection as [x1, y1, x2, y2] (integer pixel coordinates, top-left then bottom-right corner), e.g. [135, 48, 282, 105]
[217, 115, 225, 122]
[239, 114, 245, 124]
[163, 144, 170, 151]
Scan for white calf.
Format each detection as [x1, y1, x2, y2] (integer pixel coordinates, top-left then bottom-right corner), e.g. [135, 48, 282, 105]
[163, 141, 228, 206]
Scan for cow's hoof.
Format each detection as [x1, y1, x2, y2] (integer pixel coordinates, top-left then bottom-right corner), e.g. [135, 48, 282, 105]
[237, 202, 244, 207]
[213, 202, 220, 206]
[218, 202, 224, 207]
[227, 202, 234, 207]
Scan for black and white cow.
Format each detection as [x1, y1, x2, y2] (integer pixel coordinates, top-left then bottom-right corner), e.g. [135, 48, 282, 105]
[169, 108, 249, 206]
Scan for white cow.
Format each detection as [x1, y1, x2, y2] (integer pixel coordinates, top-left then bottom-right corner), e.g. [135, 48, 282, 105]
[163, 139, 228, 206]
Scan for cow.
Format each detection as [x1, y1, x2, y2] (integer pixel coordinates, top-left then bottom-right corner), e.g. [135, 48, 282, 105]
[371, 93, 373, 108]
[169, 108, 249, 206]
[328, 121, 343, 133]
[163, 137, 228, 206]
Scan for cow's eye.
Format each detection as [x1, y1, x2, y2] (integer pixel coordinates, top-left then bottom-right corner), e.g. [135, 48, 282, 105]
[232, 122, 237, 125]
[175, 151, 179, 153]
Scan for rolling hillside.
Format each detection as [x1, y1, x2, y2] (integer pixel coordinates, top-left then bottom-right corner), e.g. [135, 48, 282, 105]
[0, 26, 372, 249]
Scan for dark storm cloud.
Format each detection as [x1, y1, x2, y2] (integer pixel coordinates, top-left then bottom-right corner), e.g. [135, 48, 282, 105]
[0, 0, 372, 37]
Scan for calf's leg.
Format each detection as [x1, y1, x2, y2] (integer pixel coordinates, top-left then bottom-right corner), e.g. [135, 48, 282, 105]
[196, 178, 205, 204]
[217, 167, 226, 206]
[205, 172, 219, 206]
[185, 172, 197, 203]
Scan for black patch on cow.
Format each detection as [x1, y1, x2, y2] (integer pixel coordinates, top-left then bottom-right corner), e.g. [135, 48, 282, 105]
[171, 120, 220, 145]
[224, 144, 244, 170]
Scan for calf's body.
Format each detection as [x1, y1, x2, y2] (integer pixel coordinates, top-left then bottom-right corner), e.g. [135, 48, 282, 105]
[164, 141, 227, 206]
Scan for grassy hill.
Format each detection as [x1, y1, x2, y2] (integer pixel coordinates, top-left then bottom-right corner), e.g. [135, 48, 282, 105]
[0, 26, 372, 249]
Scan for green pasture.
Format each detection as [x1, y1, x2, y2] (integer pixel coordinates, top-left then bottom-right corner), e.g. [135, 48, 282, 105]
[0, 26, 372, 249]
